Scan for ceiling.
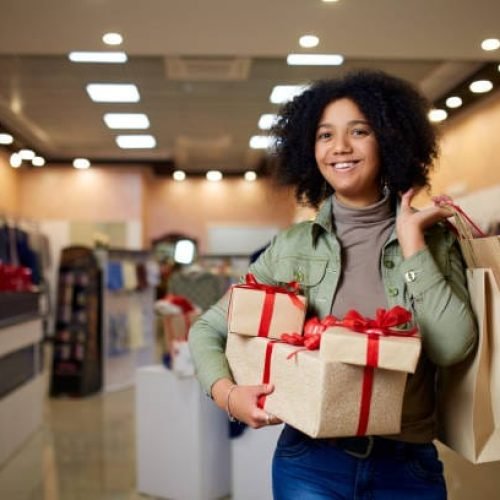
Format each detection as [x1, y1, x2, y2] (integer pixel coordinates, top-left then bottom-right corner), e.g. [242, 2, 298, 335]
[0, 0, 499, 175]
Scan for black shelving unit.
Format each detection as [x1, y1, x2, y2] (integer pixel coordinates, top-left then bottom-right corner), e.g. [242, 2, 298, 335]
[50, 246, 102, 397]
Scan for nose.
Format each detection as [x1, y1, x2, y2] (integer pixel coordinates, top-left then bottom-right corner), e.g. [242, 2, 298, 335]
[333, 133, 352, 154]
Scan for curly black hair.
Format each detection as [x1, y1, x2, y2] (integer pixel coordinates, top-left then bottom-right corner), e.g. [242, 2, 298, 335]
[271, 70, 439, 207]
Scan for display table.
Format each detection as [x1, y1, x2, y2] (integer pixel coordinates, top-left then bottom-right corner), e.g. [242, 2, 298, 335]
[135, 365, 231, 500]
[0, 317, 44, 466]
[231, 423, 283, 500]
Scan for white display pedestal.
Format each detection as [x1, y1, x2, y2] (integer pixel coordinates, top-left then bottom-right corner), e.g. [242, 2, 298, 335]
[136, 365, 231, 500]
[231, 424, 283, 500]
[0, 318, 44, 467]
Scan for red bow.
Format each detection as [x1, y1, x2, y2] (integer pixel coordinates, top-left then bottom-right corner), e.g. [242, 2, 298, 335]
[339, 306, 417, 337]
[165, 294, 195, 314]
[236, 273, 304, 309]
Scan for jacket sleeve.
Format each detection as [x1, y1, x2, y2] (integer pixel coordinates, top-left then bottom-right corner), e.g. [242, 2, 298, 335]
[188, 237, 280, 395]
[399, 231, 477, 367]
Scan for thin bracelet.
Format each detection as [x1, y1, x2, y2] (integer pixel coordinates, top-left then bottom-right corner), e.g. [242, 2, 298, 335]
[225, 384, 239, 422]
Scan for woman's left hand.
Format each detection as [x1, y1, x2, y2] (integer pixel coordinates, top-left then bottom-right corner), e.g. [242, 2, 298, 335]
[396, 189, 453, 259]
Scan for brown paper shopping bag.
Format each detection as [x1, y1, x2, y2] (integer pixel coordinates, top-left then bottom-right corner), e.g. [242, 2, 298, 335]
[438, 205, 500, 463]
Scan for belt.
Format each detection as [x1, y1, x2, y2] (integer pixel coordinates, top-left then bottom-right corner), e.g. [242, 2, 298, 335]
[324, 436, 416, 459]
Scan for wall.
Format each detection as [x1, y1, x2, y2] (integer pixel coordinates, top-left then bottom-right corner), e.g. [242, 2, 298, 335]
[17, 166, 143, 222]
[145, 176, 296, 253]
[0, 150, 19, 215]
[416, 89, 500, 208]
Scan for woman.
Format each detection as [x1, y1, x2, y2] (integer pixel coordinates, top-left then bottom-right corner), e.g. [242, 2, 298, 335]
[189, 70, 477, 499]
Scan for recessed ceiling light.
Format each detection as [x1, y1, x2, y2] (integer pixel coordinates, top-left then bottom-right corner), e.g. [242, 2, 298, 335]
[322, 0, 340, 3]
[103, 113, 150, 129]
[115, 135, 156, 149]
[249, 135, 274, 149]
[68, 51, 127, 63]
[0, 133, 13, 145]
[244, 171, 257, 182]
[19, 149, 35, 160]
[32, 156, 45, 167]
[481, 38, 500, 51]
[270, 85, 308, 104]
[299, 35, 320, 48]
[258, 114, 278, 130]
[469, 80, 493, 93]
[73, 158, 90, 169]
[287, 54, 344, 66]
[206, 170, 223, 182]
[86, 83, 140, 103]
[173, 170, 186, 181]
[10, 152, 22, 168]
[428, 109, 448, 122]
[445, 96, 463, 109]
[102, 32, 123, 46]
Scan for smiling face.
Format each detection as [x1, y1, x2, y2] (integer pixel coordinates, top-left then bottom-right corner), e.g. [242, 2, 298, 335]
[315, 98, 382, 207]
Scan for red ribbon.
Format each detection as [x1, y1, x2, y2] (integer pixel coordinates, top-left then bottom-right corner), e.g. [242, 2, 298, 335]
[234, 273, 305, 338]
[257, 340, 277, 409]
[447, 202, 487, 237]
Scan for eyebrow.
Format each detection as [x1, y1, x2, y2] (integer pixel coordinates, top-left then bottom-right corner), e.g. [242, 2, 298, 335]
[317, 119, 370, 129]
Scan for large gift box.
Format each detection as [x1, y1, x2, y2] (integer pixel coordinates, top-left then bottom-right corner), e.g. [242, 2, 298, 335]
[226, 307, 421, 438]
[228, 274, 306, 340]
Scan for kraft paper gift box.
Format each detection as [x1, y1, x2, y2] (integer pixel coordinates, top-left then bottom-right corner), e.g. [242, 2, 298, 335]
[308, 308, 421, 373]
[320, 330, 421, 374]
[226, 332, 409, 438]
[227, 274, 306, 340]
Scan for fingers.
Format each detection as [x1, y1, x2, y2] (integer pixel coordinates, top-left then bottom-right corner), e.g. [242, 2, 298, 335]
[431, 194, 454, 207]
[399, 188, 415, 210]
[258, 383, 274, 395]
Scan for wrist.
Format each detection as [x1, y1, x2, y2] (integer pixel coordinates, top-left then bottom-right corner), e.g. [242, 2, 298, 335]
[211, 378, 236, 410]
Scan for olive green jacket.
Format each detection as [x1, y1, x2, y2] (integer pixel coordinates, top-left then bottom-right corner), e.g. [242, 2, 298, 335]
[189, 197, 477, 400]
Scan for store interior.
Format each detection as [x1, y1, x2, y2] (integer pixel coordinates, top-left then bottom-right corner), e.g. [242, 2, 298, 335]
[1, 1, 500, 499]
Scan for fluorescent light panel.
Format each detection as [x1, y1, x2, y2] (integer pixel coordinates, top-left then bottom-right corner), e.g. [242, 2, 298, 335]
[69, 51, 127, 63]
[116, 135, 156, 149]
[86, 83, 140, 103]
[104, 113, 150, 129]
[270, 85, 308, 104]
[249, 135, 274, 149]
[287, 54, 343, 66]
[258, 114, 278, 130]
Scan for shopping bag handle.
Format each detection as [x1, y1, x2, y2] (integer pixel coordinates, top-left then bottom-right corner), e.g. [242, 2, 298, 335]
[443, 202, 486, 269]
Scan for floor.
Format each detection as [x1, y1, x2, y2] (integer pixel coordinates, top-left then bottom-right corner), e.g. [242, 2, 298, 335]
[2, 349, 500, 500]
[0, 387, 147, 500]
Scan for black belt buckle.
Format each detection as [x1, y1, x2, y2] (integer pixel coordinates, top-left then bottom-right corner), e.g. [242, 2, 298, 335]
[340, 436, 375, 459]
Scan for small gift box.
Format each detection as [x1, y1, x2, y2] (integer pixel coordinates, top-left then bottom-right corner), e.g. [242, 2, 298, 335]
[319, 307, 421, 373]
[226, 306, 419, 438]
[227, 273, 306, 340]
[155, 294, 200, 376]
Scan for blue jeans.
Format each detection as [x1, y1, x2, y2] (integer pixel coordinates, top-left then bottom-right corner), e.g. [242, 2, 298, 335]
[272, 426, 447, 500]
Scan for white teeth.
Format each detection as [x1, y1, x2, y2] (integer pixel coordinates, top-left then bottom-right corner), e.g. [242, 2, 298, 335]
[334, 162, 355, 170]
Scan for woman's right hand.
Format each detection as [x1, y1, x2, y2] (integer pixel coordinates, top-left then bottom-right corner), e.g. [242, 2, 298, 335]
[211, 378, 282, 428]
